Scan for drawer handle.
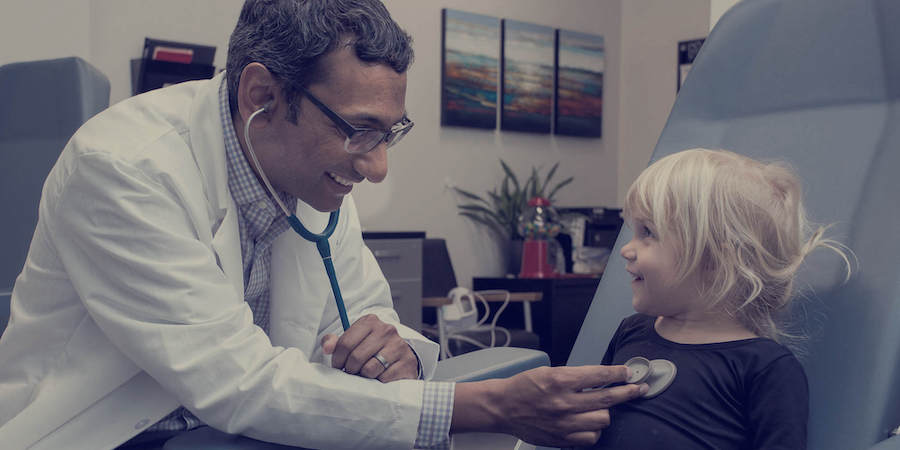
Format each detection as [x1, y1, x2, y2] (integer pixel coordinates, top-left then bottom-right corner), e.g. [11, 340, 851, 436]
[373, 250, 402, 259]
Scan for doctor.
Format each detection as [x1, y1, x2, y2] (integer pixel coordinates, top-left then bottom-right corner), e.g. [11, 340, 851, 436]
[0, 1, 645, 449]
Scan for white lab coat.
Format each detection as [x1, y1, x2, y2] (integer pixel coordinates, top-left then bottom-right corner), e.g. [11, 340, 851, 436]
[0, 73, 439, 450]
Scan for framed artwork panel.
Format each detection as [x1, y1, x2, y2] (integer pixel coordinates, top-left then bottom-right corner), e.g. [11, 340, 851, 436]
[555, 30, 604, 137]
[441, 9, 500, 129]
[501, 19, 554, 133]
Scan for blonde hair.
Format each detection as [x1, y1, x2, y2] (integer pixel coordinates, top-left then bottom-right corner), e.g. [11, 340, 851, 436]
[623, 148, 851, 341]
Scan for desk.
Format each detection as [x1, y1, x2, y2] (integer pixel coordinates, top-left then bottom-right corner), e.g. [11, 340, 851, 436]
[422, 292, 542, 330]
[423, 292, 542, 360]
[473, 276, 601, 366]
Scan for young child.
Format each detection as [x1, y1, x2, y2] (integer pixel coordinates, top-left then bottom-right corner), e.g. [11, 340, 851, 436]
[588, 149, 850, 450]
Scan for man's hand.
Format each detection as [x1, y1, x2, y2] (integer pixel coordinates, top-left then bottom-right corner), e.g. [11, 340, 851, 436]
[321, 314, 418, 382]
[452, 365, 648, 447]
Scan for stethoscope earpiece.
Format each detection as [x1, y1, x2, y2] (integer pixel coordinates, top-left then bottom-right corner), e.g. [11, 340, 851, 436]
[625, 356, 677, 399]
[242, 97, 350, 331]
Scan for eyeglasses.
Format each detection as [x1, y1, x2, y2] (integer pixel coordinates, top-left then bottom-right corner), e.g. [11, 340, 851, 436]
[300, 87, 414, 154]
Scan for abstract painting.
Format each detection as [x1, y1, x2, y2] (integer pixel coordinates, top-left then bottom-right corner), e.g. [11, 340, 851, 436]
[555, 30, 604, 137]
[501, 20, 555, 133]
[441, 9, 500, 129]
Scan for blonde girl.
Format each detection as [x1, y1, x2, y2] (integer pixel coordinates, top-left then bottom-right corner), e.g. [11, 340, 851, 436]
[589, 148, 850, 450]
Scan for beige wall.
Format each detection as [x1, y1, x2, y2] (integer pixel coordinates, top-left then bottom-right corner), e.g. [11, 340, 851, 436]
[3, 0, 710, 288]
[710, 0, 743, 31]
[616, 0, 710, 205]
[89, 0, 240, 105]
[0, 0, 91, 66]
[366, 0, 622, 286]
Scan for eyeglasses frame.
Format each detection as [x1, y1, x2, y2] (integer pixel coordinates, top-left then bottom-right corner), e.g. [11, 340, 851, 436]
[299, 87, 413, 154]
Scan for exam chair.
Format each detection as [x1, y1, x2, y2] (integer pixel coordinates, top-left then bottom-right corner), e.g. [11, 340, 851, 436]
[534, 0, 900, 449]
[0, 57, 110, 336]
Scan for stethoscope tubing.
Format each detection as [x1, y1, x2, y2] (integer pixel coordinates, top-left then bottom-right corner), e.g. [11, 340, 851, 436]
[245, 104, 351, 331]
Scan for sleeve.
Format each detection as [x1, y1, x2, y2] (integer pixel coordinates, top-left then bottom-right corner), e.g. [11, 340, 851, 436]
[50, 153, 425, 449]
[413, 382, 455, 449]
[746, 353, 809, 450]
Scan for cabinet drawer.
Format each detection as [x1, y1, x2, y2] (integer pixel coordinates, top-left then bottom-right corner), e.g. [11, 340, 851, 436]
[365, 238, 422, 280]
[386, 279, 423, 332]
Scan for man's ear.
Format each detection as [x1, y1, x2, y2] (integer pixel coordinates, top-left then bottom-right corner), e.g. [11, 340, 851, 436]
[236, 62, 281, 127]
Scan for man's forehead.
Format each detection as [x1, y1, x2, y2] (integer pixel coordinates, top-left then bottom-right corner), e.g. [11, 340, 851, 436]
[309, 52, 407, 126]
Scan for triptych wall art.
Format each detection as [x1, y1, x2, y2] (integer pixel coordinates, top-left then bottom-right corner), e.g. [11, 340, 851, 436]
[441, 9, 604, 138]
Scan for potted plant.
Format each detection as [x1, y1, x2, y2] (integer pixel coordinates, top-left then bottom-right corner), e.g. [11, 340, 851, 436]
[453, 160, 574, 274]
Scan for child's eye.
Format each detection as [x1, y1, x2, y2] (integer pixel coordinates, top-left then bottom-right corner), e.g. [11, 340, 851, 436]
[635, 224, 655, 239]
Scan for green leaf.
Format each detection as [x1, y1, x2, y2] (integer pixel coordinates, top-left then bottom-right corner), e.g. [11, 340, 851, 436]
[499, 159, 520, 192]
[540, 162, 560, 194]
[520, 177, 534, 206]
[458, 204, 503, 222]
[452, 187, 489, 204]
[547, 176, 574, 201]
[528, 168, 539, 198]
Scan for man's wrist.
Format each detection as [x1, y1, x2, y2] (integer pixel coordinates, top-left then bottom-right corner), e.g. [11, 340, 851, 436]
[450, 379, 506, 434]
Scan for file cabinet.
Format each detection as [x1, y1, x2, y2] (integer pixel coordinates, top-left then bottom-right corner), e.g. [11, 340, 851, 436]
[363, 232, 424, 331]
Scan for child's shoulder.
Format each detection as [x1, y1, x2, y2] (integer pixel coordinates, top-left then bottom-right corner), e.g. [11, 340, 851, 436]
[701, 336, 806, 383]
[614, 313, 656, 336]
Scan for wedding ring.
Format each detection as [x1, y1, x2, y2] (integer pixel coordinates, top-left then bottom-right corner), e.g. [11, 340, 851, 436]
[373, 353, 391, 370]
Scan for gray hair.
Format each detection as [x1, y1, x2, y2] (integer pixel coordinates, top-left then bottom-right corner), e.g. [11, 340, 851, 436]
[226, 0, 414, 122]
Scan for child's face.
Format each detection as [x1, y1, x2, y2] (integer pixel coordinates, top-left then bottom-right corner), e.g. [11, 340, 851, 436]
[620, 218, 705, 317]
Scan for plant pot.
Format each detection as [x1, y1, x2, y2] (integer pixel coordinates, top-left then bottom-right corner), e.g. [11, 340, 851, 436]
[505, 238, 523, 276]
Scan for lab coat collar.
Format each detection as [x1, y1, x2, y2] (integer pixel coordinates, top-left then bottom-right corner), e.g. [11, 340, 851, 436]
[188, 72, 243, 297]
[189, 72, 231, 217]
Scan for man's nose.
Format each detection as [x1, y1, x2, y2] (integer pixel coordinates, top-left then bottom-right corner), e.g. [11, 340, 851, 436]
[353, 143, 388, 183]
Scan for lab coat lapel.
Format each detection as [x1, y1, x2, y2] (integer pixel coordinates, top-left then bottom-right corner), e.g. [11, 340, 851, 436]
[269, 201, 333, 356]
[188, 73, 243, 296]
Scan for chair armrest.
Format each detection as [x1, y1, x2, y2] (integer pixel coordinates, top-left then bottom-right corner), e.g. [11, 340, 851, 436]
[870, 434, 900, 450]
[432, 347, 549, 382]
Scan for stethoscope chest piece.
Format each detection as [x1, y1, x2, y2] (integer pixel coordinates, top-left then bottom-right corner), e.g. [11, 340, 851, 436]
[625, 356, 677, 399]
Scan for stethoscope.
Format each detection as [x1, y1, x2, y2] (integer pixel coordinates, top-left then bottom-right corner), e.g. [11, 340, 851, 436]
[243, 102, 351, 331]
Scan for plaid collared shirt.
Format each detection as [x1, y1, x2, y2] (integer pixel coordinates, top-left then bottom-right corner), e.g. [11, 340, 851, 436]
[146, 78, 453, 449]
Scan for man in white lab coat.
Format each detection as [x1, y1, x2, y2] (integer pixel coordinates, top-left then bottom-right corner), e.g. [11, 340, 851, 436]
[0, 1, 644, 449]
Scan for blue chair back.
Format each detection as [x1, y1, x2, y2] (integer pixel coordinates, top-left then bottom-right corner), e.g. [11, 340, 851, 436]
[0, 57, 109, 334]
[566, 0, 900, 449]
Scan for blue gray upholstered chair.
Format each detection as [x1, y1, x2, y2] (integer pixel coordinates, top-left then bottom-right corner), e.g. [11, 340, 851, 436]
[547, 0, 900, 449]
[0, 57, 110, 335]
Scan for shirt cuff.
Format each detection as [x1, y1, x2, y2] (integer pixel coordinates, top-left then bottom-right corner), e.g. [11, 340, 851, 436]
[413, 381, 455, 449]
[408, 342, 423, 379]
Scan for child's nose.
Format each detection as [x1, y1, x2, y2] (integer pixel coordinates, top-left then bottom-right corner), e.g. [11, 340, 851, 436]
[620, 240, 636, 261]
